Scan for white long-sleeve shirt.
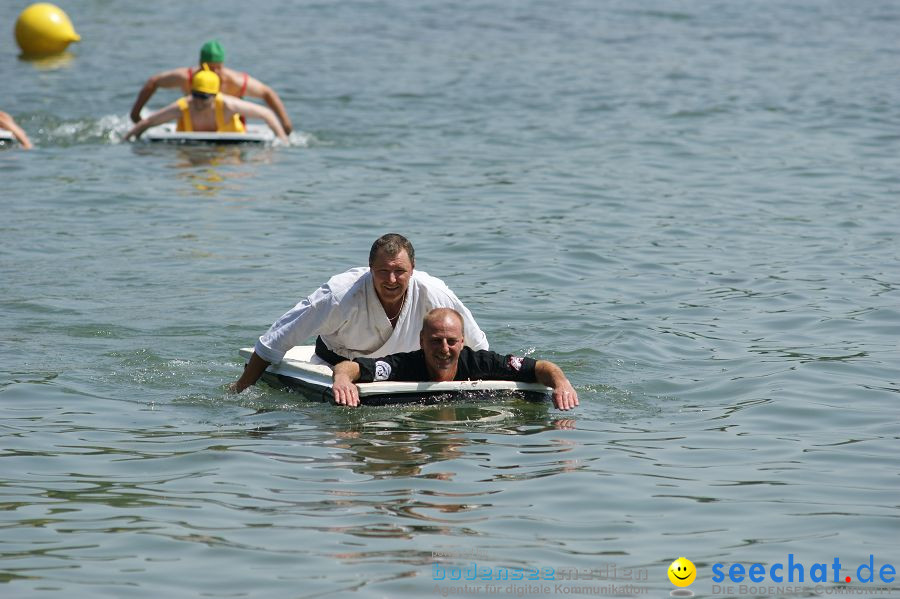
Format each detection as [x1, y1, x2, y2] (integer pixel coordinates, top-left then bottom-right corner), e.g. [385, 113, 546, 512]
[254, 267, 489, 364]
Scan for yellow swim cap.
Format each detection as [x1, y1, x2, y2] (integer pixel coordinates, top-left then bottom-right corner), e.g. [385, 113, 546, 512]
[191, 63, 220, 95]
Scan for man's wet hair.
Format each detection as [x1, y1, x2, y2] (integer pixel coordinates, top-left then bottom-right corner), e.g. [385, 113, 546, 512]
[369, 233, 415, 266]
[422, 308, 464, 333]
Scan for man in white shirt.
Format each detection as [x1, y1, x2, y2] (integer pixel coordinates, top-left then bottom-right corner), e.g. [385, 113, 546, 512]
[229, 234, 488, 393]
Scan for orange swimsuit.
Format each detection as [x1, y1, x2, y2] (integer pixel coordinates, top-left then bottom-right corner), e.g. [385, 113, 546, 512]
[187, 67, 248, 98]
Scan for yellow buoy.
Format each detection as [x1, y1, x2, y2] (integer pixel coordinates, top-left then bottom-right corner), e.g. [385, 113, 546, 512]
[15, 3, 80, 57]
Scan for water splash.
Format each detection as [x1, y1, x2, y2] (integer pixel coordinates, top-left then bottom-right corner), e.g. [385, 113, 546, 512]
[25, 113, 132, 146]
[16, 113, 315, 147]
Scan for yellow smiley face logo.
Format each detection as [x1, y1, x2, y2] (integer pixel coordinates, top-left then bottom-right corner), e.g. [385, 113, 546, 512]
[668, 557, 696, 587]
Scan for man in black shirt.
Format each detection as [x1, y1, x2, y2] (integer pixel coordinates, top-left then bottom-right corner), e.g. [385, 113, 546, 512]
[332, 308, 579, 410]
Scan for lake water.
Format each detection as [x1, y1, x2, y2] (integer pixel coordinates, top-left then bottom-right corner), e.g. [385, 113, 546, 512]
[2, 1, 898, 597]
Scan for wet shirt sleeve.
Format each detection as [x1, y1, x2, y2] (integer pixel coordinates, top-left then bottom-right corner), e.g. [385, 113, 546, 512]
[255, 284, 339, 364]
[458, 349, 537, 382]
[354, 350, 429, 383]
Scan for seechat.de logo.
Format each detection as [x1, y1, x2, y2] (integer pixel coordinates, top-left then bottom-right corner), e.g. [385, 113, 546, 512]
[711, 554, 896, 584]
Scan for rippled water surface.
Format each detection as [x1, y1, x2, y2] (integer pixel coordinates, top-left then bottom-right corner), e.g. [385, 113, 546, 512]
[2, 1, 899, 597]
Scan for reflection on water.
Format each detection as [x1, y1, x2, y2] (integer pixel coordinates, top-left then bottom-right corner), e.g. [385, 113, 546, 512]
[3, 377, 896, 597]
[241, 393, 579, 485]
[334, 429, 463, 485]
[18, 51, 75, 70]
[131, 143, 274, 196]
[244, 401, 591, 546]
[172, 145, 273, 169]
[334, 409, 578, 484]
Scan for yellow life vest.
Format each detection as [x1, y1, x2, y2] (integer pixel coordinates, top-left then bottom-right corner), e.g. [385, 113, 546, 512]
[176, 94, 246, 133]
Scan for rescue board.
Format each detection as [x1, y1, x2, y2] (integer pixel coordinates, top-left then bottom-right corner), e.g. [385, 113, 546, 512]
[143, 123, 274, 144]
[238, 346, 552, 406]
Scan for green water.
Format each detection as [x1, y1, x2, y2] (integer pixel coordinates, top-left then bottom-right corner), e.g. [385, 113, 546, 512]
[2, 1, 898, 597]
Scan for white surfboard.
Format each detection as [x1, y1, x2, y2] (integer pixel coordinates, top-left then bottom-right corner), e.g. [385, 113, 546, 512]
[143, 123, 274, 144]
[238, 346, 552, 406]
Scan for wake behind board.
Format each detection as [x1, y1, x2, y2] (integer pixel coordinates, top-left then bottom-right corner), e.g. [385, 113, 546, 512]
[144, 123, 274, 144]
[239, 346, 551, 406]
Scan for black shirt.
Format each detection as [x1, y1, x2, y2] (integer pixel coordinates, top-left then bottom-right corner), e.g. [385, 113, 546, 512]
[354, 347, 538, 384]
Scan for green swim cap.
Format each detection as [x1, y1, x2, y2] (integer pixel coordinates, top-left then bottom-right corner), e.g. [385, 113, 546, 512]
[199, 40, 225, 64]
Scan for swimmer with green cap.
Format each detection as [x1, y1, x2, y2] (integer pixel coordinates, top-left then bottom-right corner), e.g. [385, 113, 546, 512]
[199, 40, 225, 64]
[129, 39, 293, 134]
